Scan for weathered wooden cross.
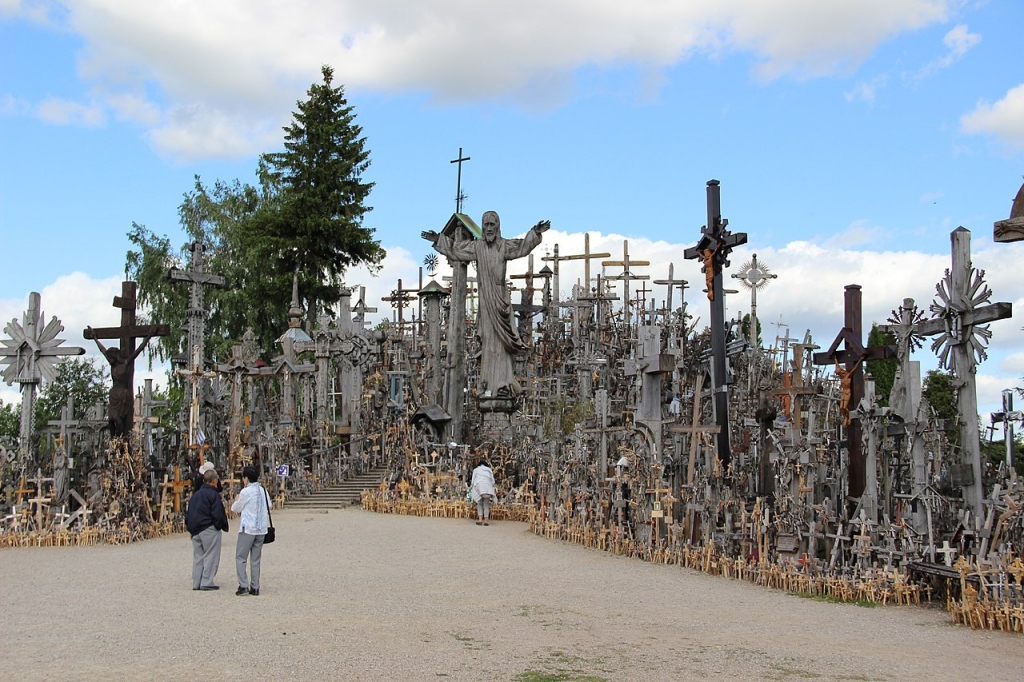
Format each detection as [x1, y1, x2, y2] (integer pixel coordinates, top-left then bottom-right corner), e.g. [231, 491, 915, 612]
[84, 281, 170, 439]
[684, 180, 747, 468]
[812, 284, 895, 501]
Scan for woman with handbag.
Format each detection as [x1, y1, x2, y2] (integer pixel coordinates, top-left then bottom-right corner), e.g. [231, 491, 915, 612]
[230, 465, 273, 596]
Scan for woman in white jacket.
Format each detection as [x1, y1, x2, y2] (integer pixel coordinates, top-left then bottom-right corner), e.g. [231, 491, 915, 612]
[230, 465, 271, 595]
[470, 460, 496, 526]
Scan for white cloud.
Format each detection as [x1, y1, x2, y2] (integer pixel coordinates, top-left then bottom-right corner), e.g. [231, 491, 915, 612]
[915, 23, 980, 78]
[961, 83, 1024, 151]
[845, 74, 888, 103]
[11, 0, 955, 159]
[35, 96, 105, 127]
[4, 226, 1019, 418]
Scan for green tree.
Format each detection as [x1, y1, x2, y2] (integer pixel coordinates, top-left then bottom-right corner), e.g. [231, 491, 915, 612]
[0, 399, 18, 443]
[923, 369, 959, 446]
[262, 64, 384, 326]
[127, 65, 383, 360]
[34, 357, 109, 431]
[866, 323, 897, 406]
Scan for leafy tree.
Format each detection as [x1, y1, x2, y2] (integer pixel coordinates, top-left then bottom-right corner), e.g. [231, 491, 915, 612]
[0, 399, 18, 443]
[34, 357, 109, 430]
[866, 323, 897, 406]
[262, 64, 384, 326]
[923, 369, 959, 446]
[127, 65, 383, 360]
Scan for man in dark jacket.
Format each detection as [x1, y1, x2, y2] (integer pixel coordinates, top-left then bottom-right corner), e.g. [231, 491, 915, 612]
[186, 469, 229, 590]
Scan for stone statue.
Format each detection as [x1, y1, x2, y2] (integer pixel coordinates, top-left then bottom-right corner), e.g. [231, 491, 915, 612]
[87, 326, 153, 439]
[52, 445, 69, 508]
[423, 211, 550, 399]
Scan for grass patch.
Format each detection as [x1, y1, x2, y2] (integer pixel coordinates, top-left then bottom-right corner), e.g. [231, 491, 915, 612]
[792, 592, 876, 608]
[515, 672, 608, 682]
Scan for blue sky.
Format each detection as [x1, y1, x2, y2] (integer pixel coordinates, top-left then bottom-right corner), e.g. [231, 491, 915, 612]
[1, 0, 1023, 419]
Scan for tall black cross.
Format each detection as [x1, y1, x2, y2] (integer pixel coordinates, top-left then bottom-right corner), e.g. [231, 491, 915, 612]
[450, 147, 471, 214]
[683, 180, 746, 469]
[811, 284, 895, 500]
[84, 281, 170, 438]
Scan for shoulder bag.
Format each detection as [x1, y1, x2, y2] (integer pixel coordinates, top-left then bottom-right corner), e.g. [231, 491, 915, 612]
[263, 485, 276, 544]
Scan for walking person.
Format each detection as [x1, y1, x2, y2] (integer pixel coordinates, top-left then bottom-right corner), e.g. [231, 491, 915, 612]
[186, 468, 229, 590]
[471, 459, 496, 526]
[231, 465, 271, 596]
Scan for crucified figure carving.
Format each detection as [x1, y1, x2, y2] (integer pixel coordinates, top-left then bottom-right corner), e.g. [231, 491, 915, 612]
[835, 358, 862, 426]
[87, 326, 154, 439]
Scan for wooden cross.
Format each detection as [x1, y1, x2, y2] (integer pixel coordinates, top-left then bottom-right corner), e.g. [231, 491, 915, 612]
[450, 147, 471, 214]
[555, 233, 611, 295]
[768, 342, 820, 432]
[602, 240, 650, 327]
[653, 263, 688, 320]
[683, 181, 746, 468]
[167, 465, 190, 515]
[352, 286, 379, 329]
[936, 540, 958, 567]
[84, 281, 170, 438]
[812, 285, 895, 500]
[168, 239, 225, 363]
[381, 278, 418, 326]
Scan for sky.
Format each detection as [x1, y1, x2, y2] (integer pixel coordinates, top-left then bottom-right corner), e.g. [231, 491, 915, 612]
[1, 0, 1023, 423]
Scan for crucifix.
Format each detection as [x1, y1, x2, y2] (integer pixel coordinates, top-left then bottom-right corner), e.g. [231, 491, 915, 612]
[510, 254, 546, 340]
[450, 147, 471, 214]
[1, 292, 85, 465]
[84, 281, 170, 440]
[812, 284, 894, 502]
[683, 180, 747, 469]
[47, 394, 81, 509]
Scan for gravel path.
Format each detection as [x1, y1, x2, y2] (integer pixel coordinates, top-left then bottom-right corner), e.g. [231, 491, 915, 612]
[2, 507, 1023, 681]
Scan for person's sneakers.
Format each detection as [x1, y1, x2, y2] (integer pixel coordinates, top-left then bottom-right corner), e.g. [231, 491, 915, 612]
[235, 586, 249, 596]
[475, 521, 482, 525]
[199, 585, 220, 591]
[483, 522, 489, 526]
[249, 587, 259, 596]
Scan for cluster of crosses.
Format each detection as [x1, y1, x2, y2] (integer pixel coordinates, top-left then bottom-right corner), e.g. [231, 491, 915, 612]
[1, 174, 1022, 612]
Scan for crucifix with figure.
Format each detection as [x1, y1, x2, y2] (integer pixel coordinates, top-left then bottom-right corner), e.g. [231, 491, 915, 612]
[84, 281, 170, 441]
[683, 180, 747, 469]
[812, 284, 895, 504]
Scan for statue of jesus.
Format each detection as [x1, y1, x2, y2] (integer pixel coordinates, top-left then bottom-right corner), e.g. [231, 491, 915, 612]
[423, 211, 550, 399]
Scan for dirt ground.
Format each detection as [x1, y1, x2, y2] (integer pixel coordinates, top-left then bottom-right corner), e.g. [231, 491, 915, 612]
[2, 507, 1023, 681]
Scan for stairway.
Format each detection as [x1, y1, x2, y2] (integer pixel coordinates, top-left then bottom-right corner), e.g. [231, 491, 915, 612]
[286, 468, 386, 510]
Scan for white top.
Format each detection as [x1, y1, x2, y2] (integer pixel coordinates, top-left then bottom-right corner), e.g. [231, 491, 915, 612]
[470, 465, 496, 503]
[231, 482, 272, 535]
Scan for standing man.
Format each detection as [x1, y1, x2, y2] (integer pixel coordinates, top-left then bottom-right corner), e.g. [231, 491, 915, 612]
[186, 468, 229, 590]
[422, 212, 550, 399]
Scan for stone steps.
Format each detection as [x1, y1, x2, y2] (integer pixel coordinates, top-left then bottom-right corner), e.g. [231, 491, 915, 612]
[286, 469, 385, 509]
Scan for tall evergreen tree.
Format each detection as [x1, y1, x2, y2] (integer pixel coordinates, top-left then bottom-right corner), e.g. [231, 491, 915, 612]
[262, 64, 384, 326]
[126, 66, 384, 359]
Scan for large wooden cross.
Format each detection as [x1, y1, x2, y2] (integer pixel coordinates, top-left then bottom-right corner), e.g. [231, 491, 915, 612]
[906, 228, 1010, 518]
[382, 278, 418, 327]
[84, 281, 170, 438]
[812, 284, 895, 500]
[683, 180, 746, 468]
[602, 240, 650, 327]
[167, 240, 225, 364]
[555, 233, 611, 295]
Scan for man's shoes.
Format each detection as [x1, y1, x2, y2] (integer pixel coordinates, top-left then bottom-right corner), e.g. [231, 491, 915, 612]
[235, 586, 249, 596]
[199, 585, 219, 591]
[249, 587, 259, 596]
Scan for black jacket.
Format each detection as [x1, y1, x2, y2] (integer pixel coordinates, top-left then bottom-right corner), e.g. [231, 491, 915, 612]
[186, 484, 229, 536]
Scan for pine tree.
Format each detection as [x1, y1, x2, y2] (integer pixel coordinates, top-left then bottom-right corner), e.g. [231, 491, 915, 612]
[262, 64, 384, 325]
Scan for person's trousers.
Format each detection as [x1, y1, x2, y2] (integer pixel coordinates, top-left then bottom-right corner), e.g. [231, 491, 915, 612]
[192, 526, 222, 588]
[235, 532, 265, 590]
[477, 497, 492, 519]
